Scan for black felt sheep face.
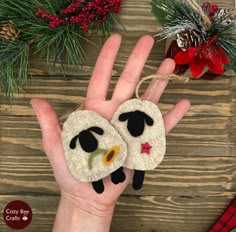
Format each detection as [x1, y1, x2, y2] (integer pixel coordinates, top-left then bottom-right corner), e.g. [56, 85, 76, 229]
[111, 99, 166, 190]
[69, 126, 104, 153]
[119, 110, 154, 137]
[62, 110, 127, 193]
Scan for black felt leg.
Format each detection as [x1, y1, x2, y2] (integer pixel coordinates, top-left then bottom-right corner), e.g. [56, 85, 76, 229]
[92, 179, 104, 194]
[111, 167, 126, 184]
[132, 170, 145, 190]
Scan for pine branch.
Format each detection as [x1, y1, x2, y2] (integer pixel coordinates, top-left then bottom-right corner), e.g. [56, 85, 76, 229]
[0, 0, 122, 66]
[0, 38, 29, 96]
[0, 0, 123, 97]
[151, 1, 236, 62]
[151, 0, 177, 26]
[211, 19, 236, 61]
[151, 0, 208, 40]
[151, 0, 236, 78]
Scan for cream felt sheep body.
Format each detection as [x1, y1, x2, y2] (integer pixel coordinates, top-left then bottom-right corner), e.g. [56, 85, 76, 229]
[111, 99, 166, 189]
[62, 110, 127, 193]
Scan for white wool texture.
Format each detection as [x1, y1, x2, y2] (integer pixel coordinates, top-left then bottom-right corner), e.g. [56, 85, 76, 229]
[111, 99, 166, 170]
[62, 110, 127, 182]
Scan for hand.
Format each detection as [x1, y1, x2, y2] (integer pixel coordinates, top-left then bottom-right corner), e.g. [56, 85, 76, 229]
[31, 34, 190, 232]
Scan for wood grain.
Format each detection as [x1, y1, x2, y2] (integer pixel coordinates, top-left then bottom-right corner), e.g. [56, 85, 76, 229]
[0, 195, 234, 232]
[1, 151, 236, 196]
[0, 76, 235, 117]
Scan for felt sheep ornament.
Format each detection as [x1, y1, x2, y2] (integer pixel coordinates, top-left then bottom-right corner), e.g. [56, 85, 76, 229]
[111, 99, 166, 190]
[62, 110, 127, 194]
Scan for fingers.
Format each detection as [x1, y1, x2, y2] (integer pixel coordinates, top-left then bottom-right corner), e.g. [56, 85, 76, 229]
[86, 34, 122, 102]
[139, 58, 190, 133]
[112, 35, 154, 104]
[163, 99, 191, 134]
[141, 58, 176, 102]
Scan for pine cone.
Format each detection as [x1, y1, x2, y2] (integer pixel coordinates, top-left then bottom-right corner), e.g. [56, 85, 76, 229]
[0, 21, 19, 40]
[176, 30, 203, 51]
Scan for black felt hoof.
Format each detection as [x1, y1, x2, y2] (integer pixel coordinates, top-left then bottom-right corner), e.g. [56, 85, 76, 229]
[92, 179, 104, 194]
[111, 167, 126, 184]
[132, 170, 145, 190]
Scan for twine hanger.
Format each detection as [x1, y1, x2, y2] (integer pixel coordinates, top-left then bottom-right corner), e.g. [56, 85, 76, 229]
[60, 74, 189, 120]
[135, 74, 189, 100]
[186, 0, 212, 30]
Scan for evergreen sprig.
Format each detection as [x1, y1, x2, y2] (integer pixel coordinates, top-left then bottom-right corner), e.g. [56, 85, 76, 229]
[0, 0, 91, 67]
[151, 0, 207, 40]
[0, 0, 122, 97]
[212, 17, 236, 72]
[151, 0, 236, 74]
[0, 39, 29, 96]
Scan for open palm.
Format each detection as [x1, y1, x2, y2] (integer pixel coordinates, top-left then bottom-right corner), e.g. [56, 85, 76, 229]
[31, 34, 190, 209]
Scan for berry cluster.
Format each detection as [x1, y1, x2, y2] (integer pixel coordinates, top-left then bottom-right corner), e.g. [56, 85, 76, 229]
[202, 2, 219, 18]
[70, 0, 122, 33]
[35, 0, 122, 33]
[60, 0, 82, 15]
[36, 9, 66, 29]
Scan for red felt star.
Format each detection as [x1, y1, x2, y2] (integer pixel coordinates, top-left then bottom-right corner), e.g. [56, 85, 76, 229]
[174, 36, 229, 78]
[141, 142, 152, 155]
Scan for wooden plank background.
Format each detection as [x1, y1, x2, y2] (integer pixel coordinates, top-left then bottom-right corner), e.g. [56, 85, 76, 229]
[1, 0, 236, 231]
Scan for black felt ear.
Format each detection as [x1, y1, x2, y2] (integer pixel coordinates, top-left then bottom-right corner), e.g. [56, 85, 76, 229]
[92, 179, 105, 194]
[132, 170, 145, 190]
[88, 126, 104, 135]
[69, 135, 79, 149]
[143, 113, 154, 126]
[119, 112, 130, 122]
[111, 167, 126, 184]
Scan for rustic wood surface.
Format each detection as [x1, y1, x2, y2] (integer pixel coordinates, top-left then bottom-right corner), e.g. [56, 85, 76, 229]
[1, 0, 236, 231]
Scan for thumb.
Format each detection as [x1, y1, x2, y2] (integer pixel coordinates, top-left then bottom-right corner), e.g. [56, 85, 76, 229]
[30, 98, 62, 156]
[30, 98, 72, 183]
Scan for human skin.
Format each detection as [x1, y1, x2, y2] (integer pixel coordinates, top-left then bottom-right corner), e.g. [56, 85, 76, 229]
[31, 34, 191, 232]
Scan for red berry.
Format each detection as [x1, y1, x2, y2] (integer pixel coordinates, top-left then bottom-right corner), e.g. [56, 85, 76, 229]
[202, 2, 211, 10]
[209, 4, 218, 16]
[37, 0, 123, 30]
[211, 4, 218, 12]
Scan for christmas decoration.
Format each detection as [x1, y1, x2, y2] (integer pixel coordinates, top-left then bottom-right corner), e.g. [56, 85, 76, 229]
[110, 74, 180, 191]
[63, 98, 166, 193]
[151, 0, 236, 79]
[62, 110, 127, 194]
[111, 99, 166, 190]
[62, 74, 180, 193]
[0, 0, 123, 97]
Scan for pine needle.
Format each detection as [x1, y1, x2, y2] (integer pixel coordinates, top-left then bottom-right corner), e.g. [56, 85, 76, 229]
[151, 0, 236, 73]
[0, 39, 29, 96]
[0, 0, 123, 97]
